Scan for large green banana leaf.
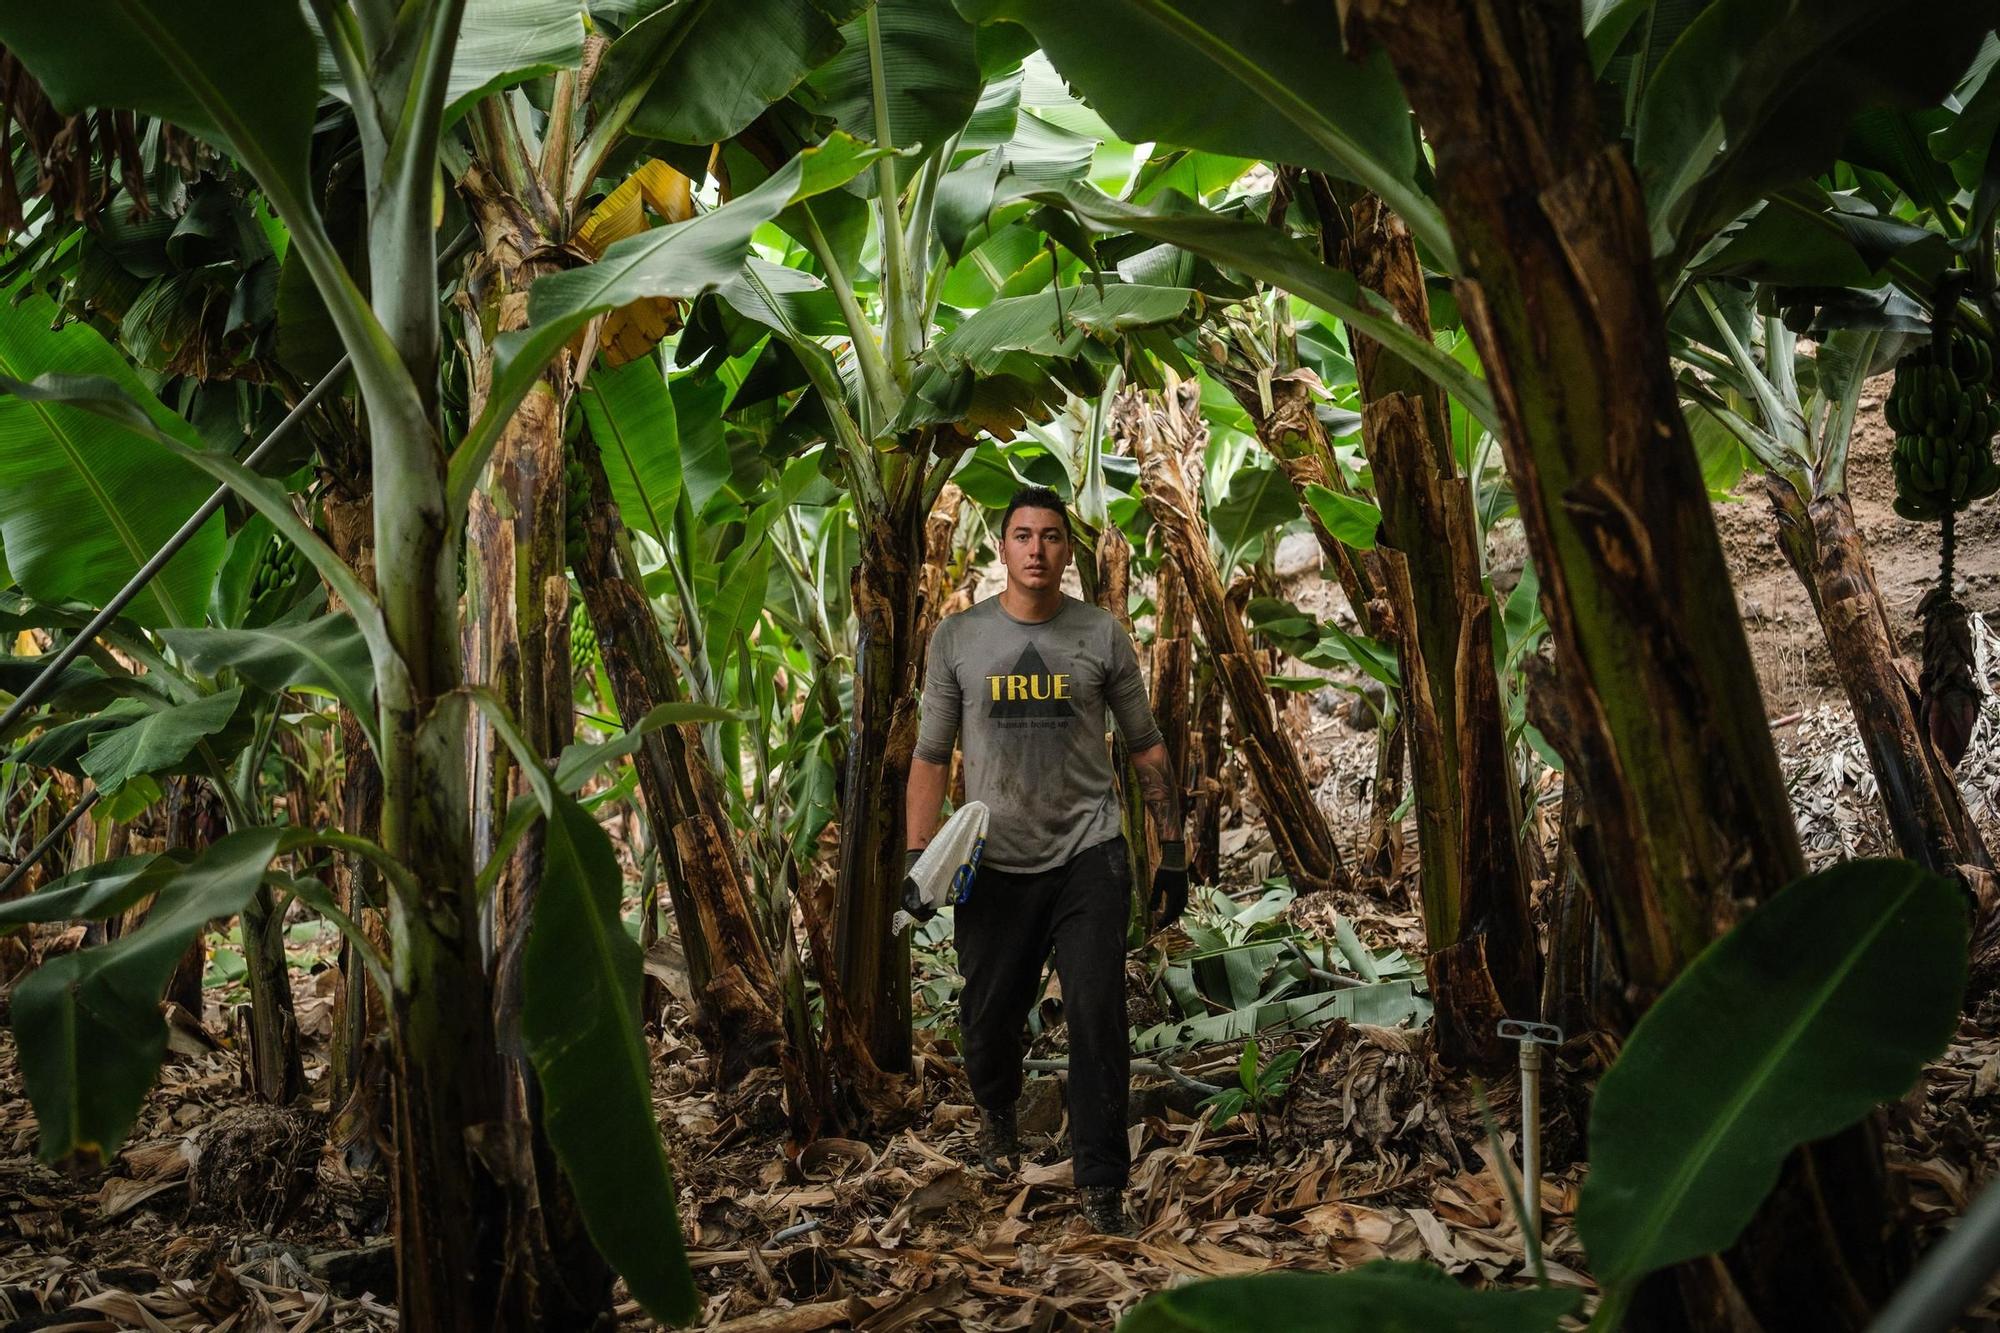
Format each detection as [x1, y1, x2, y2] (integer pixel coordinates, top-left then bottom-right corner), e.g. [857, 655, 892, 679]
[670, 375, 735, 519]
[801, 0, 983, 185]
[605, 0, 865, 145]
[1578, 858, 1966, 1287]
[312, 0, 588, 126]
[524, 793, 699, 1324]
[0, 853, 187, 930]
[580, 358, 683, 545]
[0, 653, 140, 714]
[934, 110, 1098, 272]
[0, 0, 319, 210]
[930, 283, 1197, 374]
[1689, 185, 1953, 290]
[160, 616, 377, 740]
[1130, 979, 1429, 1054]
[12, 701, 156, 774]
[77, 688, 247, 795]
[0, 292, 225, 628]
[1210, 460, 1303, 571]
[455, 132, 892, 507]
[1002, 183, 1496, 430]
[1635, 0, 2000, 266]
[1303, 484, 1382, 552]
[12, 827, 287, 1163]
[955, 0, 1447, 266]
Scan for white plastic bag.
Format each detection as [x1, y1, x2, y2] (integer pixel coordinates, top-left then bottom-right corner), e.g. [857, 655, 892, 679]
[894, 800, 989, 934]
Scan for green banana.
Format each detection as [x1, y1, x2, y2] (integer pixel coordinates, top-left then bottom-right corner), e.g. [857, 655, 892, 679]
[1895, 492, 1941, 521]
[570, 600, 599, 682]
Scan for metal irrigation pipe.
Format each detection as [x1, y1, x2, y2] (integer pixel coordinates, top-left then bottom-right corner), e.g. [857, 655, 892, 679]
[0, 227, 474, 747]
[0, 354, 354, 741]
[0, 355, 355, 898]
[1496, 1019, 1563, 1260]
[0, 226, 469, 901]
[0, 786, 99, 897]
[772, 1217, 822, 1243]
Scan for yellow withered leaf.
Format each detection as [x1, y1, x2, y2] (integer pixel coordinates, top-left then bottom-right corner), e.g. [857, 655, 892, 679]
[601, 299, 681, 369]
[574, 159, 695, 259]
[572, 160, 699, 368]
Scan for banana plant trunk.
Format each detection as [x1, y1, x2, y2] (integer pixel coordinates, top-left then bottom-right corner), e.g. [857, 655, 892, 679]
[1117, 382, 1349, 894]
[1152, 561, 1231, 887]
[914, 483, 965, 648]
[461, 215, 618, 1329]
[1150, 561, 1195, 851]
[1205, 331, 1409, 883]
[1210, 366, 1381, 627]
[1345, 0, 1907, 1322]
[1526, 657, 1617, 1038]
[237, 887, 304, 1103]
[160, 777, 216, 1017]
[835, 486, 927, 1076]
[1358, 717, 1405, 881]
[1189, 660, 1225, 883]
[374, 494, 525, 1332]
[370, 229, 540, 1333]
[568, 433, 794, 1093]
[1332, 189, 1536, 1069]
[1767, 482, 1991, 875]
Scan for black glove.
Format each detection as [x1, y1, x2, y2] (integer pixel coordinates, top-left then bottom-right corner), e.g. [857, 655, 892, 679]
[1150, 841, 1189, 929]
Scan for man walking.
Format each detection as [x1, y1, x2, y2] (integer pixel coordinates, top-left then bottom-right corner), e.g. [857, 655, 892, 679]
[905, 485, 1188, 1235]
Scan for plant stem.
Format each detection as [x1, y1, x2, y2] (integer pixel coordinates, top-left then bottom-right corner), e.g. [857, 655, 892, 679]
[866, 7, 917, 388]
[800, 206, 897, 426]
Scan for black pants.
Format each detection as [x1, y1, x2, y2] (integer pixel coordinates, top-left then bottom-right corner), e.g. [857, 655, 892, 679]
[956, 835, 1131, 1189]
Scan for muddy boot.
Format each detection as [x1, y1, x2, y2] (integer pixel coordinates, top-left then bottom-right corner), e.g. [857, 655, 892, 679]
[975, 1102, 1019, 1175]
[1078, 1185, 1129, 1235]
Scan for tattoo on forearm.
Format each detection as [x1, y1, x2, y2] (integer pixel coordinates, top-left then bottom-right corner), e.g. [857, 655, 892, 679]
[1135, 752, 1183, 834]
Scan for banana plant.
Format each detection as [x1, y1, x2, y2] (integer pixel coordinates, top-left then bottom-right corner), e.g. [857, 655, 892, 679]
[1678, 286, 1990, 884]
[1, 585, 374, 1106]
[1197, 1038, 1302, 1153]
[667, 23, 1210, 1080]
[444, 0, 891, 1114]
[0, 0, 886, 1323]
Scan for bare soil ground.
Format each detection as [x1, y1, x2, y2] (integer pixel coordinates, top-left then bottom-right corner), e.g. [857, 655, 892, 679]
[5, 389, 2000, 1329]
[1720, 375, 2000, 715]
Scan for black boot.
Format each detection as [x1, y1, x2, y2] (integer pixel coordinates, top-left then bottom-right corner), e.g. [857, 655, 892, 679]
[975, 1102, 1019, 1175]
[1078, 1185, 1129, 1235]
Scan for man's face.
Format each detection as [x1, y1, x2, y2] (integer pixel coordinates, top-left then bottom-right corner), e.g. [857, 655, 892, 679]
[1000, 506, 1071, 592]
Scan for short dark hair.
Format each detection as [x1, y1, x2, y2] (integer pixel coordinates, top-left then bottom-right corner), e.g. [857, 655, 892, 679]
[999, 485, 1070, 537]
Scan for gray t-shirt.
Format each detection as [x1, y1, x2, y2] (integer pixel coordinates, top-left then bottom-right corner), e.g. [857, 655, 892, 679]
[915, 593, 1163, 873]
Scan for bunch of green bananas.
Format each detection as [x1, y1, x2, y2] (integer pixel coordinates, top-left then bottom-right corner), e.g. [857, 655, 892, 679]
[1886, 330, 2000, 521]
[570, 599, 599, 684]
[564, 455, 591, 570]
[248, 535, 303, 602]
